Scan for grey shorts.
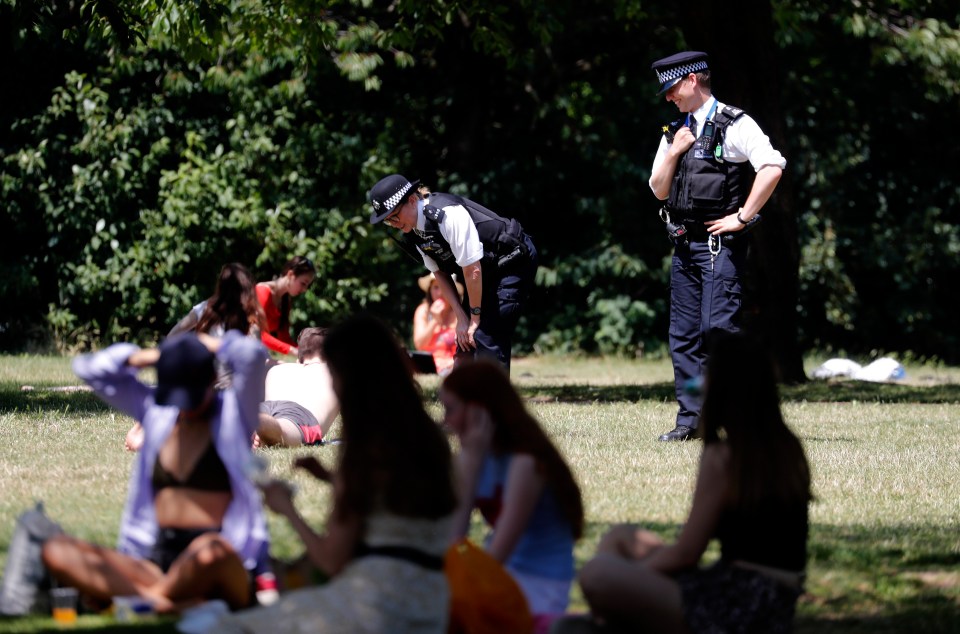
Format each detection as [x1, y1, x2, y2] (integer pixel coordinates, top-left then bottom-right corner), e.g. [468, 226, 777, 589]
[259, 400, 321, 444]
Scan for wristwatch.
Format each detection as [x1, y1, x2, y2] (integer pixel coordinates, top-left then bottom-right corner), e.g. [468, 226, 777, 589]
[470, 306, 482, 316]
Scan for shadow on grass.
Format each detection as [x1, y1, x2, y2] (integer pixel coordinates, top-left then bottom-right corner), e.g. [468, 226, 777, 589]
[795, 596, 960, 634]
[524, 383, 677, 403]
[4, 377, 958, 415]
[0, 387, 111, 415]
[807, 522, 960, 572]
[517, 381, 960, 405]
[800, 521, 958, 634]
[780, 381, 960, 404]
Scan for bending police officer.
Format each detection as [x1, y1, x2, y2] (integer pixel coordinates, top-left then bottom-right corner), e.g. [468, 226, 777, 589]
[648, 51, 786, 441]
[369, 175, 538, 373]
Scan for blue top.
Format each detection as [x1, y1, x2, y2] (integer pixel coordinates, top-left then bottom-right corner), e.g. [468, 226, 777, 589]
[474, 452, 575, 581]
[72, 330, 270, 571]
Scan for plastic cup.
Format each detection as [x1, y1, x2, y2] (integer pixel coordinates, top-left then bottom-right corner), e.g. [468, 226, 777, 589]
[50, 587, 78, 626]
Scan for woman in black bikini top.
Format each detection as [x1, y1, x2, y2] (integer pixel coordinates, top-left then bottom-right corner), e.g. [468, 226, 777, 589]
[43, 332, 269, 614]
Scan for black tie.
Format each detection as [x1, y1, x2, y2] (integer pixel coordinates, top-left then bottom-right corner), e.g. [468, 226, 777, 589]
[688, 117, 697, 138]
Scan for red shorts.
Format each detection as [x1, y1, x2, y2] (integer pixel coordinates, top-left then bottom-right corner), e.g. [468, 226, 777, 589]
[260, 400, 323, 446]
[299, 424, 323, 445]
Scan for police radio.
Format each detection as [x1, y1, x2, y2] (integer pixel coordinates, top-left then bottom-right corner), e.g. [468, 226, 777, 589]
[693, 120, 716, 160]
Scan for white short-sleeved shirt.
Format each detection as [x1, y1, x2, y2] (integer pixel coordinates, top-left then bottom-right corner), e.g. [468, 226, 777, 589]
[416, 198, 485, 272]
[189, 301, 225, 337]
[649, 97, 786, 193]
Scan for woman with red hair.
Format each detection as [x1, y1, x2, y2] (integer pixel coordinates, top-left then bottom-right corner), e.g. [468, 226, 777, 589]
[441, 360, 584, 625]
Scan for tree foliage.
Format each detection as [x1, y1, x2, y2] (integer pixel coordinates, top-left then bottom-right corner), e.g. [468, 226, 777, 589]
[1, 0, 958, 365]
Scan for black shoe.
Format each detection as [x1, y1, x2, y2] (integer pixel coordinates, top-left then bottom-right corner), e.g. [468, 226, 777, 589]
[658, 425, 696, 442]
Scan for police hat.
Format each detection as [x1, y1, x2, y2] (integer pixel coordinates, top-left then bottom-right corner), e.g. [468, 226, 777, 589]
[154, 334, 216, 411]
[368, 174, 421, 224]
[651, 51, 709, 95]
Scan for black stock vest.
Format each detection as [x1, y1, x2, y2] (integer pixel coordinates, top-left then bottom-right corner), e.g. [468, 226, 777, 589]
[400, 193, 524, 275]
[665, 105, 755, 223]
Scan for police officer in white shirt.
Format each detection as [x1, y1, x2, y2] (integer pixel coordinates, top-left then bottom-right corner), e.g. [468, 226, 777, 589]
[648, 51, 786, 442]
[369, 175, 538, 373]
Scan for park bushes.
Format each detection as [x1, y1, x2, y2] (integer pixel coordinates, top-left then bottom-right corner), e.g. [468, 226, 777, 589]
[1, 1, 958, 363]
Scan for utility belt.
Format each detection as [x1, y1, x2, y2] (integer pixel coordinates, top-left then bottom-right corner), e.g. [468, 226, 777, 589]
[492, 218, 532, 270]
[659, 207, 761, 248]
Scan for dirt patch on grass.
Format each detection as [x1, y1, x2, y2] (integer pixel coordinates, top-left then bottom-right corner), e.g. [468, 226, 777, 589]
[902, 571, 960, 591]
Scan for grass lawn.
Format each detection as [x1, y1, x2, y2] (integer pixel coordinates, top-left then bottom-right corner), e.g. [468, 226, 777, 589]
[1, 353, 958, 633]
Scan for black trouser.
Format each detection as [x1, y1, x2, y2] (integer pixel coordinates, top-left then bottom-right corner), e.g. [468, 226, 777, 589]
[458, 234, 538, 373]
[669, 236, 746, 428]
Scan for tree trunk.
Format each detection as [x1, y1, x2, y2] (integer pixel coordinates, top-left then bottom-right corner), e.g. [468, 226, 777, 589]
[684, 0, 807, 383]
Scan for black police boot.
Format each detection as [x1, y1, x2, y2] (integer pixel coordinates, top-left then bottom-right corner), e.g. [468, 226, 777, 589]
[657, 425, 696, 442]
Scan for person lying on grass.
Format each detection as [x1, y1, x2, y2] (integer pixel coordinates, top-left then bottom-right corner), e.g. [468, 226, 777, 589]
[560, 330, 812, 634]
[253, 327, 339, 448]
[42, 331, 270, 614]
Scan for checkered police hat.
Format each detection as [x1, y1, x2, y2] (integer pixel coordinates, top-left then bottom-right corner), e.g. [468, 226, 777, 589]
[368, 174, 421, 224]
[651, 51, 709, 95]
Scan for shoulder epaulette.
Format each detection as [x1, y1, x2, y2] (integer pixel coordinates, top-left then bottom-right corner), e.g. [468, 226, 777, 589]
[423, 204, 445, 224]
[715, 105, 746, 126]
[662, 118, 684, 143]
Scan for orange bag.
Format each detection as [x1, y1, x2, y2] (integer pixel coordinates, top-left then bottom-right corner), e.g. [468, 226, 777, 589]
[445, 539, 533, 634]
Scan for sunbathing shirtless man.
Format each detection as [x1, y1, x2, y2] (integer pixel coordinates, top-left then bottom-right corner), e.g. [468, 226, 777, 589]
[254, 327, 340, 447]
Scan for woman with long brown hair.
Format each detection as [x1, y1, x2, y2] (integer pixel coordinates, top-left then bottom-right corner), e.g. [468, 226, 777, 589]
[440, 360, 584, 622]
[127, 263, 264, 453]
[214, 314, 457, 633]
[169, 263, 264, 339]
[255, 256, 316, 357]
[568, 330, 812, 633]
